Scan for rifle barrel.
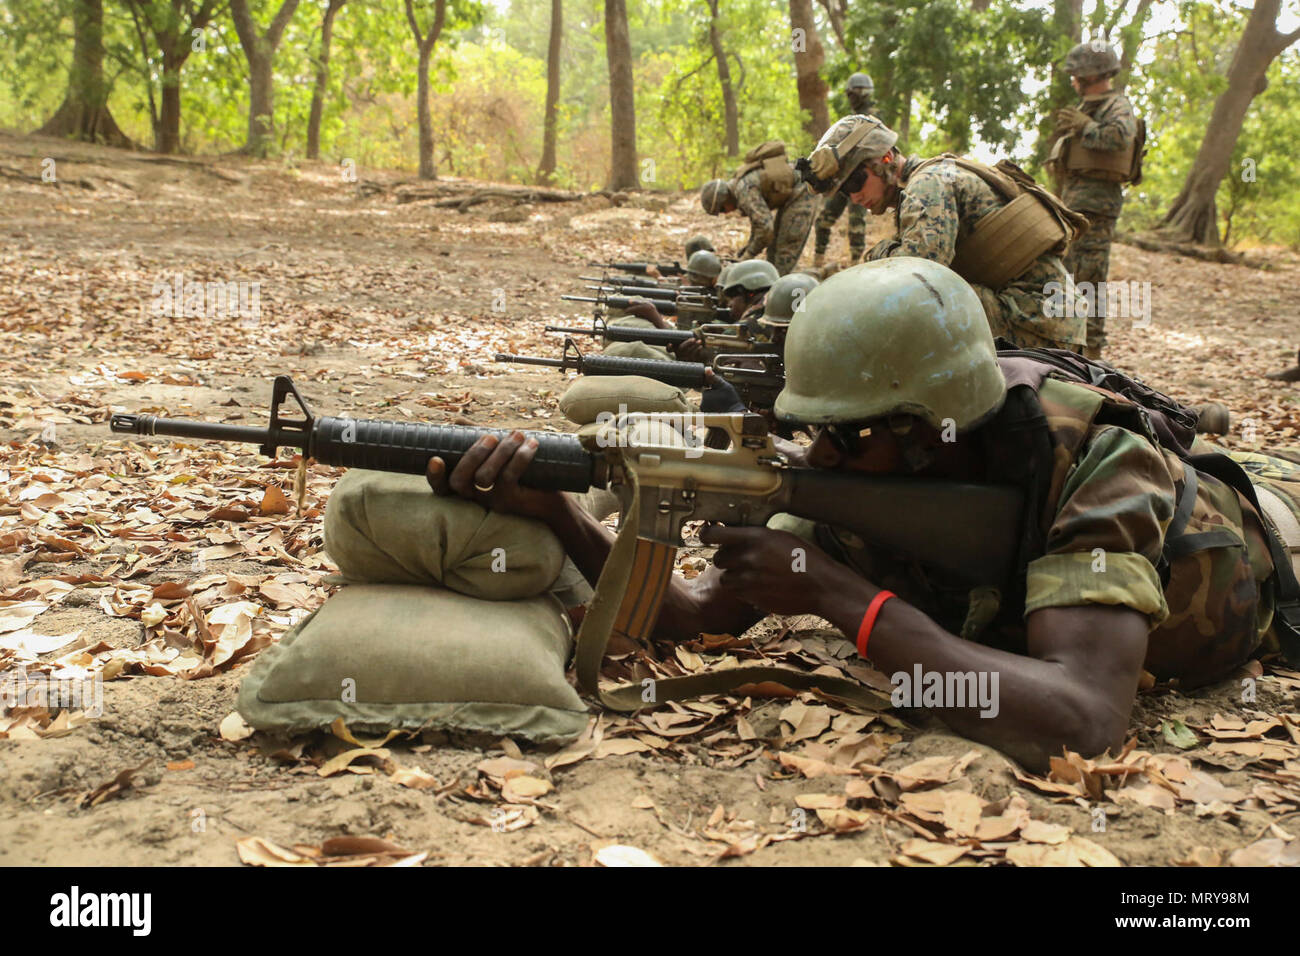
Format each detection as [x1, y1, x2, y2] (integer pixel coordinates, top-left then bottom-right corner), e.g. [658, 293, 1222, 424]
[111, 411, 598, 491]
[493, 353, 566, 368]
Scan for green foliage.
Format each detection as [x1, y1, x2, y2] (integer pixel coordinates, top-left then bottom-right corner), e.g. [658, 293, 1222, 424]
[3, 0, 1299, 247]
[839, 0, 1055, 158]
[1125, 0, 1300, 249]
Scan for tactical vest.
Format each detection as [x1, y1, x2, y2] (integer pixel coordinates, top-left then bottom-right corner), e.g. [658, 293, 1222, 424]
[1054, 93, 1146, 184]
[733, 140, 796, 209]
[907, 155, 1089, 288]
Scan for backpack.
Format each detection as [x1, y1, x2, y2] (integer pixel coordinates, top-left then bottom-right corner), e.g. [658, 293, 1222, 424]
[734, 141, 796, 208]
[997, 345, 1300, 666]
[910, 155, 1090, 286]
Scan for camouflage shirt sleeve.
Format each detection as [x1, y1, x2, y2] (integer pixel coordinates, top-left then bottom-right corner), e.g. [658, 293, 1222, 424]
[1079, 94, 1137, 153]
[1024, 423, 1175, 625]
[732, 170, 775, 258]
[884, 170, 960, 264]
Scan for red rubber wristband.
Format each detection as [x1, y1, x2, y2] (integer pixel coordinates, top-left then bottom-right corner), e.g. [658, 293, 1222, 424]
[855, 590, 896, 659]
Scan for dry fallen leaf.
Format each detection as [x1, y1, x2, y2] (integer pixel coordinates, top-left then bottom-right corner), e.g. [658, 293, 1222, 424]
[594, 844, 662, 867]
[219, 711, 254, 742]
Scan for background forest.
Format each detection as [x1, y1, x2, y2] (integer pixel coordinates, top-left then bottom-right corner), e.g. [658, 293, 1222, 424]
[1, 0, 1298, 248]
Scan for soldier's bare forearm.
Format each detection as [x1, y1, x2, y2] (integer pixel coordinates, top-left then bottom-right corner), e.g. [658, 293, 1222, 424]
[815, 582, 1147, 772]
[542, 495, 618, 591]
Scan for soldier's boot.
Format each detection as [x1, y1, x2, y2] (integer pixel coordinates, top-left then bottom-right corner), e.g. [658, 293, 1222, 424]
[1192, 402, 1231, 435]
[1083, 345, 1103, 361]
[1265, 348, 1300, 382]
[848, 244, 865, 267]
[813, 251, 825, 269]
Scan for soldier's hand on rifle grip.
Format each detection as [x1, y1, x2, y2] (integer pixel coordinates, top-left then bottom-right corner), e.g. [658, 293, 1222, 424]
[700, 525, 863, 616]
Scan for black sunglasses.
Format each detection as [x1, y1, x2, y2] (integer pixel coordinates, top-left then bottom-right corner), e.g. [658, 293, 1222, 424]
[817, 424, 870, 455]
[838, 165, 870, 197]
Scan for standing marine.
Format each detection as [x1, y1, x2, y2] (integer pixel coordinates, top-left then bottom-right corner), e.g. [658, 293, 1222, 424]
[1047, 38, 1144, 360]
[813, 73, 874, 269]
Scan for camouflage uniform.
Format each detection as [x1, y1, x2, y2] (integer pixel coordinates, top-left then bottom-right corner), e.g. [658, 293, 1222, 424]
[815, 98, 873, 261]
[776, 361, 1295, 686]
[732, 168, 816, 276]
[814, 190, 869, 262]
[1059, 92, 1139, 356]
[866, 156, 1086, 350]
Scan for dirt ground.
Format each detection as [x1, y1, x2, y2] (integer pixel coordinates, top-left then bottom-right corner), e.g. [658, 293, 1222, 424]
[2, 131, 1299, 868]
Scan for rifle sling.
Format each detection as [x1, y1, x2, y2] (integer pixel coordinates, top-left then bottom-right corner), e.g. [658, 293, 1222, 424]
[572, 467, 890, 712]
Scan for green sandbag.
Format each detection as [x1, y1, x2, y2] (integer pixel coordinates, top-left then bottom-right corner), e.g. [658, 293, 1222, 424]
[325, 469, 565, 600]
[603, 340, 672, 362]
[237, 583, 588, 742]
[558, 374, 692, 426]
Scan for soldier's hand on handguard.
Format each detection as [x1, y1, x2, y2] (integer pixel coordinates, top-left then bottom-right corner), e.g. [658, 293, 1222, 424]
[699, 524, 864, 616]
[425, 431, 561, 521]
[673, 336, 705, 363]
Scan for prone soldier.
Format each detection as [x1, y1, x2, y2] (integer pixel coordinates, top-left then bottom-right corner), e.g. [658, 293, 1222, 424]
[377, 259, 1300, 770]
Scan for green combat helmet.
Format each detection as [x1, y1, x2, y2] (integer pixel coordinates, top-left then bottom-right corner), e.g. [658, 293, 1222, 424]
[685, 250, 723, 281]
[805, 114, 899, 195]
[722, 259, 779, 296]
[1063, 38, 1120, 79]
[775, 257, 1006, 430]
[684, 234, 715, 258]
[759, 273, 820, 326]
[846, 72, 874, 112]
[700, 180, 734, 215]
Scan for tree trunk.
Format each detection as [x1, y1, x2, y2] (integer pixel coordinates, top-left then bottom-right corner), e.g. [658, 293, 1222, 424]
[229, 0, 302, 157]
[814, 0, 847, 51]
[416, 44, 434, 178]
[405, 0, 447, 180]
[706, 0, 738, 157]
[1116, 0, 1155, 90]
[537, 0, 562, 183]
[307, 0, 346, 160]
[37, 0, 133, 148]
[1028, 0, 1083, 168]
[158, 45, 183, 154]
[790, 0, 829, 140]
[1160, 0, 1300, 245]
[604, 0, 638, 190]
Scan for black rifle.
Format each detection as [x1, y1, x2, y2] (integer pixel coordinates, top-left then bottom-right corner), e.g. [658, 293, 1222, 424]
[561, 293, 730, 323]
[495, 338, 784, 407]
[108, 376, 1024, 591]
[595, 260, 684, 277]
[544, 319, 761, 355]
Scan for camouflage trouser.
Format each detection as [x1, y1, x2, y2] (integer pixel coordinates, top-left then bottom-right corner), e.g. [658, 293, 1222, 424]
[767, 185, 816, 276]
[1063, 211, 1117, 355]
[813, 191, 868, 260]
[970, 254, 1087, 351]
